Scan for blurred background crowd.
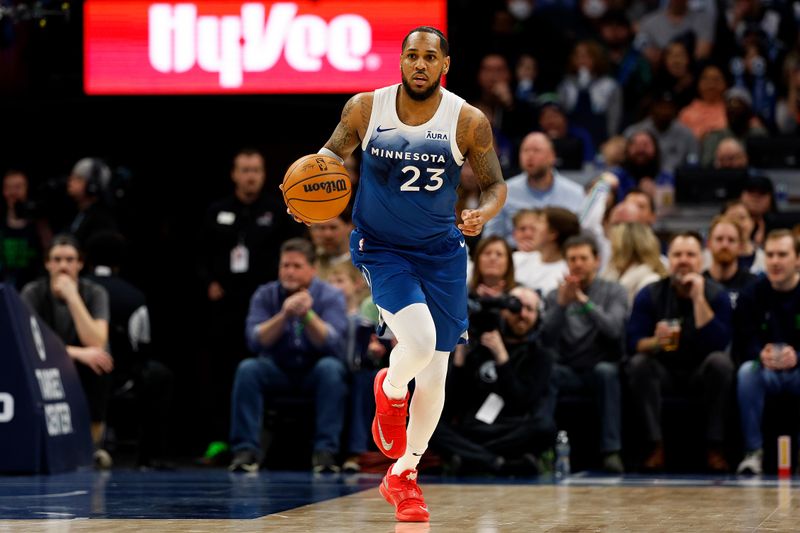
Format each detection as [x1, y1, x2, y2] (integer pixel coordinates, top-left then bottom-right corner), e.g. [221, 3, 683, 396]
[1, 0, 800, 475]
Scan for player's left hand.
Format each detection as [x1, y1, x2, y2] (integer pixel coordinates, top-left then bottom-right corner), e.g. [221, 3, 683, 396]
[458, 209, 484, 237]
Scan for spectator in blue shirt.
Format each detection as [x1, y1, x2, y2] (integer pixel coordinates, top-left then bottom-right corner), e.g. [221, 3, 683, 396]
[228, 238, 349, 474]
[484, 132, 585, 246]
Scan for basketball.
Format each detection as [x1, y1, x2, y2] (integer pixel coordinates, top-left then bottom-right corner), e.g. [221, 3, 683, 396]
[282, 154, 352, 223]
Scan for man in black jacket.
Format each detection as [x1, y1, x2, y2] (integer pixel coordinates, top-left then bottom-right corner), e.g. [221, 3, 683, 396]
[734, 230, 800, 475]
[432, 286, 556, 474]
[197, 147, 302, 459]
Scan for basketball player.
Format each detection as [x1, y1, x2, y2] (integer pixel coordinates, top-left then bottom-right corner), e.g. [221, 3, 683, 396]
[285, 27, 507, 522]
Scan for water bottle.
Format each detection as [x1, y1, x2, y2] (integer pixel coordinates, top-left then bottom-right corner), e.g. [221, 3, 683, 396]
[555, 430, 571, 479]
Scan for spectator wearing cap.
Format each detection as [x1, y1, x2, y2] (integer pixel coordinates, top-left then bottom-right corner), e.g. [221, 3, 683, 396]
[677, 64, 729, 141]
[623, 91, 698, 173]
[536, 94, 596, 166]
[700, 87, 768, 166]
[713, 138, 749, 169]
[65, 157, 118, 246]
[739, 174, 776, 248]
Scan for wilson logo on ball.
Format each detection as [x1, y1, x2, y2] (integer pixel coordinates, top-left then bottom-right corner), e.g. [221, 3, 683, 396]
[303, 179, 349, 194]
[282, 154, 351, 223]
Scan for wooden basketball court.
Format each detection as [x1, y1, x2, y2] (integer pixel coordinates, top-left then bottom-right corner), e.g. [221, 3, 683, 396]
[0, 470, 797, 532]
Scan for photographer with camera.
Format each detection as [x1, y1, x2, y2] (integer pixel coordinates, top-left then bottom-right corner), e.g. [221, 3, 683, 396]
[540, 233, 629, 473]
[431, 237, 556, 475]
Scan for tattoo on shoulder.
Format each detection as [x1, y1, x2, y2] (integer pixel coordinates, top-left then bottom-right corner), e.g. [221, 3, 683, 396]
[341, 95, 357, 121]
[456, 114, 472, 150]
[328, 97, 358, 153]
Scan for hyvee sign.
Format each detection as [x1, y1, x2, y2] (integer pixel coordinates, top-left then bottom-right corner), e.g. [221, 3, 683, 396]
[84, 1, 446, 94]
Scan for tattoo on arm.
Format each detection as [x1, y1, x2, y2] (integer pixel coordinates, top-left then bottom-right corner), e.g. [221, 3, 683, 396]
[325, 97, 359, 157]
[471, 119, 503, 192]
[467, 115, 506, 216]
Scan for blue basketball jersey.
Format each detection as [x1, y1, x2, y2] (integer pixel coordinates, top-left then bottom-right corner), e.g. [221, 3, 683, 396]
[354, 84, 466, 250]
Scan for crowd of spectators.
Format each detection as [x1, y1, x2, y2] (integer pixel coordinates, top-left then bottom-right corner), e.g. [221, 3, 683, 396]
[2, 0, 800, 476]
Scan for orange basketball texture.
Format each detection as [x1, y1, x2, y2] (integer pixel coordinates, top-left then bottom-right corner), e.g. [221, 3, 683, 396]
[282, 154, 352, 223]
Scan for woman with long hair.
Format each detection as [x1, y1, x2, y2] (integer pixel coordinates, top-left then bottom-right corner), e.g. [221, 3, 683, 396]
[602, 222, 667, 305]
[469, 235, 516, 298]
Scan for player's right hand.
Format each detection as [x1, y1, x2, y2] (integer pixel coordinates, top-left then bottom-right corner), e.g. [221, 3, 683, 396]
[278, 183, 311, 226]
[458, 209, 484, 236]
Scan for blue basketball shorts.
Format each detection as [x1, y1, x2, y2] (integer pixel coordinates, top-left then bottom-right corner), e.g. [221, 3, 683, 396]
[349, 227, 468, 352]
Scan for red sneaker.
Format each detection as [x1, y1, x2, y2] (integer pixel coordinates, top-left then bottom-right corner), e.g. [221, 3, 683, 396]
[379, 466, 430, 522]
[372, 368, 408, 459]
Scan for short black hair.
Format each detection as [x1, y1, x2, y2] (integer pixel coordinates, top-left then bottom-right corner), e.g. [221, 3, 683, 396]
[624, 187, 656, 214]
[280, 237, 316, 265]
[563, 233, 599, 257]
[401, 26, 449, 56]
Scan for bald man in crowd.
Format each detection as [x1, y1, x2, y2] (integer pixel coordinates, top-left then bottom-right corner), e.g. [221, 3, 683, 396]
[485, 132, 585, 246]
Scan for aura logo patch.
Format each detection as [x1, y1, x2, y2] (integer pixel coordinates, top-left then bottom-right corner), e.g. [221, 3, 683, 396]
[425, 130, 448, 141]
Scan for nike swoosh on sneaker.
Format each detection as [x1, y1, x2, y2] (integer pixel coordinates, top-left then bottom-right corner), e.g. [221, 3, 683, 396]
[376, 126, 397, 133]
[419, 505, 428, 512]
[377, 420, 394, 451]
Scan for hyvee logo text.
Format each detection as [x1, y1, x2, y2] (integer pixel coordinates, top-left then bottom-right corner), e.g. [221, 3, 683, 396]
[149, 2, 377, 88]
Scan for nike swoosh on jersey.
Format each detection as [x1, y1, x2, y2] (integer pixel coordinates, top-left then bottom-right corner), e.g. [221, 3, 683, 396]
[376, 126, 397, 133]
[377, 420, 394, 451]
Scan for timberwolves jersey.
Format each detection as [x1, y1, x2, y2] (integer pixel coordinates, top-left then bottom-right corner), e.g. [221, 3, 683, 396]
[354, 84, 466, 249]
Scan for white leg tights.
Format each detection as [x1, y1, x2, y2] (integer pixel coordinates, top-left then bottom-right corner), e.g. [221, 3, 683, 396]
[378, 303, 450, 474]
[392, 350, 449, 474]
[380, 303, 437, 398]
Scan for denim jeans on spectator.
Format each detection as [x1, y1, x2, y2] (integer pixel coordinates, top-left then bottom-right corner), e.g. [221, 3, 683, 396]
[738, 361, 800, 452]
[229, 355, 348, 455]
[547, 362, 622, 453]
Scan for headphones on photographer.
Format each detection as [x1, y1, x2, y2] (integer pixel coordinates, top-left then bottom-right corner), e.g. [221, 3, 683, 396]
[79, 158, 112, 198]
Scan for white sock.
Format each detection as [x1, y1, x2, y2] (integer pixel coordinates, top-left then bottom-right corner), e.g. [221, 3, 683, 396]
[379, 303, 436, 400]
[391, 350, 449, 475]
